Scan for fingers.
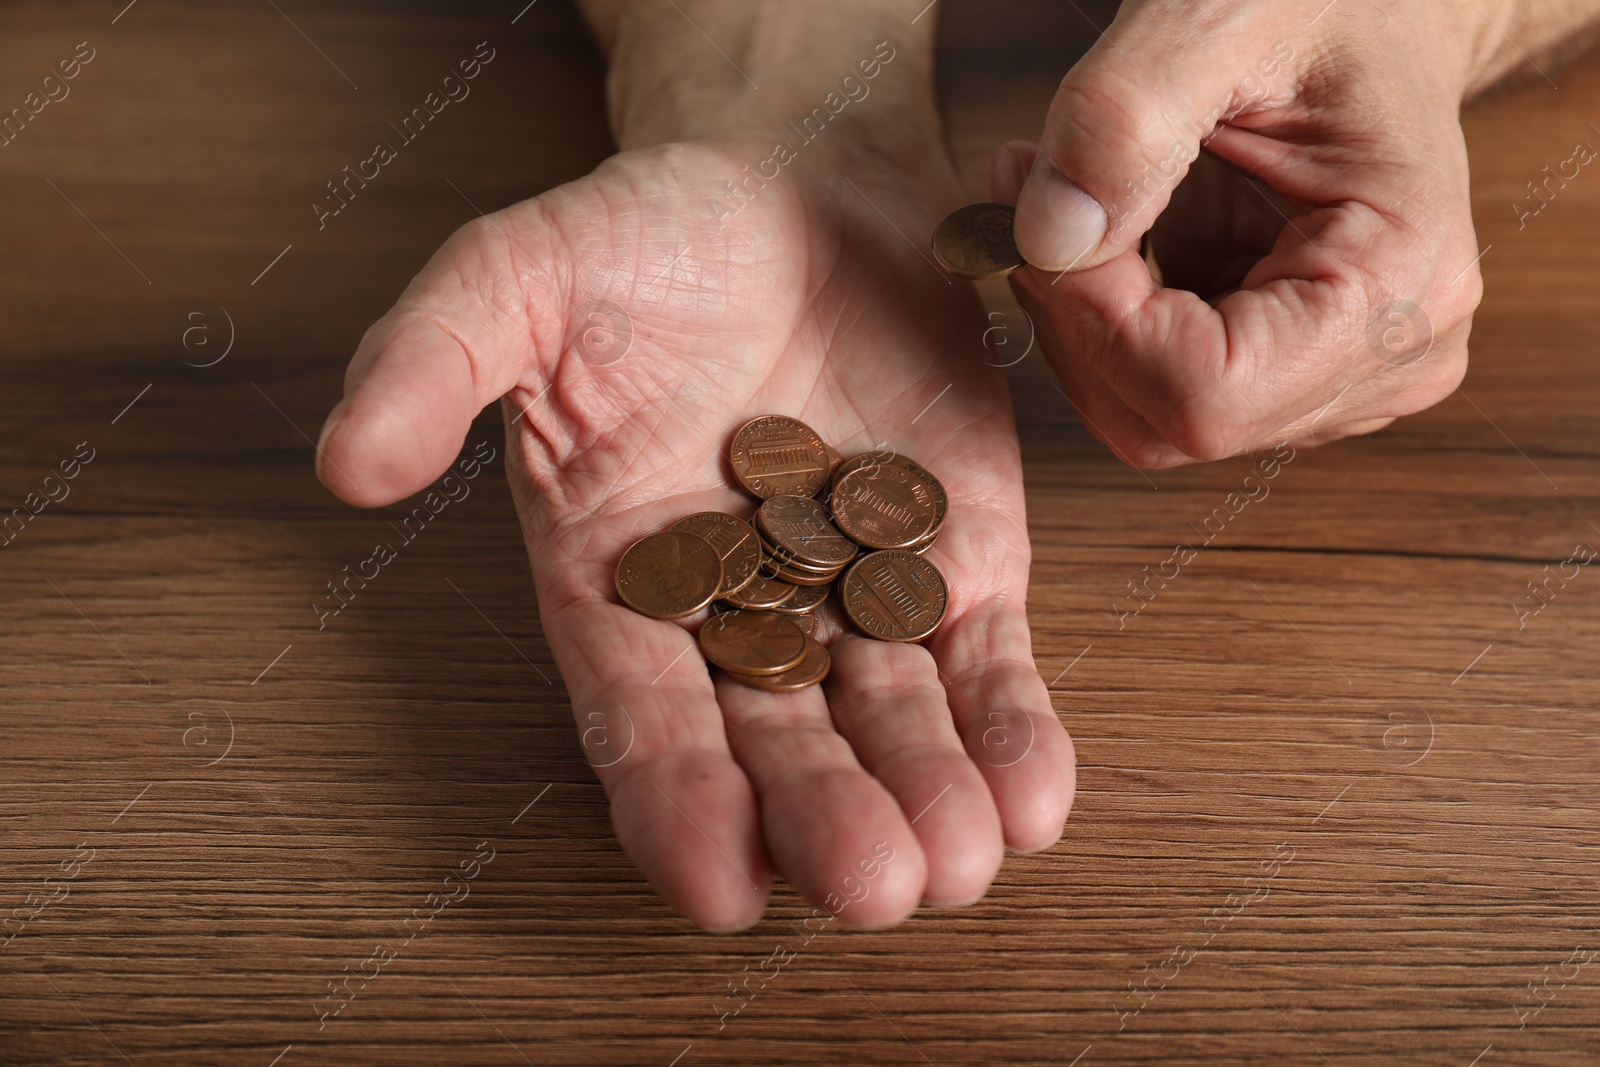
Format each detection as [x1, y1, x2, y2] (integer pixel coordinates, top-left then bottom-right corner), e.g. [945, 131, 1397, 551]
[711, 669, 929, 928]
[823, 637, 1004, 906]
[318, 213, 565, 507]
[926, 577, 1075, 853]
[1010, 271, 1191, 468]
[1285, 415, 1396, 450]
[1011, 196, 1474, 464]
[900, 467, 1075, 852]
[1012, 10, 1269, 271]
[607, 739, 776, 933]
[533, 530, 775, 931]
[1003, 1, 1484, 464]
[1016, 238, 1313, 463]
[990, 140, 1034, 206]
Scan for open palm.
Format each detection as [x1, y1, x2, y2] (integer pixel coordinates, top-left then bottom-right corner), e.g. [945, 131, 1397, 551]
[317, 136, 1075, 930]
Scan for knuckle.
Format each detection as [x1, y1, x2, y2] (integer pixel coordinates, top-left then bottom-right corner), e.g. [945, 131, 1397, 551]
[1049, 73, 1183, 186]
[1454, 265, 1485, 314]
[1160, 391, 1252, 463]
[1115, 425, 1198, 469]
[1410, 344, 1469, 408]
[1441, 269, 1485, 328]
[451, 212, 502, 250]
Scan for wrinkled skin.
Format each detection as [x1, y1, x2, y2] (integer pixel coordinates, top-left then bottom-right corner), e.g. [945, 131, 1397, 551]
[1002, 0, 1488, 466]
[316, 135, 1075, 930]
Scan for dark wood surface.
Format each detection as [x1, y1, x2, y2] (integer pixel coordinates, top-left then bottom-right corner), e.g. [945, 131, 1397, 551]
[2, 2, 1597, 1064]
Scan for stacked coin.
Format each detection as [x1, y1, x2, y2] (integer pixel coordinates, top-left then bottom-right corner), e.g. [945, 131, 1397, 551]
[755, 494, 856, 587]
[829, 453, 946, 554]
[613, 415, 951, 692]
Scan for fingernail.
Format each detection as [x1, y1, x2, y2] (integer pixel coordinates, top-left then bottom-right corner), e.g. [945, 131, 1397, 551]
[315, 401, 348, 487]
[991, 144, 1027, 205]
[1014, 159, 1107, 272]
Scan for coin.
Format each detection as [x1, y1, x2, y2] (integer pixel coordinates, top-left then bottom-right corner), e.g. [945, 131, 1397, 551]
[822, 440, 843, 480]
[757, 548, 841, 587]
[723, 571, 799, 610]
[760, 550, 836, 578]
[728, 415, 832, 499]
[892, 458, 948, 550]
[670, 512, 762, 598]
[831, 463, 938, 549]
[699, 610, 809, 676]
[756, 495, 858, 569]
[828, 450, 881, 490]
[839, 453, 948, 551]
[757, 532, 839, 571]
[771, 562, 839, 587]
[840, 549, 948, 642]
[829, 449, 908, 495]
[772, 584, 829, 614]
[932, 203, 1024, 280]
[621, 425, 953, 658]
[614, 531, 724, 620]
[732, 638, 831, 692]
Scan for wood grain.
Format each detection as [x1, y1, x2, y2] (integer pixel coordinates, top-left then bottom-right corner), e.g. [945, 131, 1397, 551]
[1, 2, 1597, 1064]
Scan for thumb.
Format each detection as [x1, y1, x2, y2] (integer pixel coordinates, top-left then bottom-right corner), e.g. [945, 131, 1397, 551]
[1013, 25, 1271, 272]
[315, 215, 563, 507]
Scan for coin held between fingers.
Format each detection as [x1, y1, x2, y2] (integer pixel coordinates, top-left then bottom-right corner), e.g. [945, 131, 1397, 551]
[932, 202, 1026, 280]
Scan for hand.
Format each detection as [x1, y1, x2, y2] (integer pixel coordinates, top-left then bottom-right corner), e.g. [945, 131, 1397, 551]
[313, 127, 1075, 929]
[997, 0, 1496, 466]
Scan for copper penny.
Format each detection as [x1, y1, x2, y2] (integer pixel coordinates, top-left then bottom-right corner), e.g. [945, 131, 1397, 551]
[828, 449, 906, 494]
[772, 584, 829, 614]
[756, 494, 857, 569]
[831, 463, 938, 549]
[722, 572, 798, 610]
[789, 612, 819, 638]
[767, 563, 838, 585]
[774, 565, 838, 587]
[758, 533, 839, 573]
[757, 550, 839, 586]
[835, 453, 947, 551]
[822, 440, 844, 480]
[885, 457, 947, 551]
[699, 610, 808, 676]
[614, 531, 723, 620]
[728, 415, 832, 500]
[828, 450, 878, 492]
[931, 202, 1024, 280]
[670, 512, 761, 598]
[763, 554, 836, 579]
[840, 549, 948, 642]
[732, 638, 831, 692]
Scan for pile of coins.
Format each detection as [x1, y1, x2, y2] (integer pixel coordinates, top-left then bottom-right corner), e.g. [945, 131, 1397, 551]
[614, 415, 950, 692]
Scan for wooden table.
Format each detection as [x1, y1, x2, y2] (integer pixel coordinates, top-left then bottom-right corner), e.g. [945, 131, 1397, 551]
[2, 2, 1596, 1064]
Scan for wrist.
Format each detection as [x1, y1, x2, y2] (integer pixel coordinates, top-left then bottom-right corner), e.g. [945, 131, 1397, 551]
[1435, 0, 1600, 99]
[1433, 0, 1517, 99]
[1357, 0, 1494, 104]
[593, 0, 942, 165]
